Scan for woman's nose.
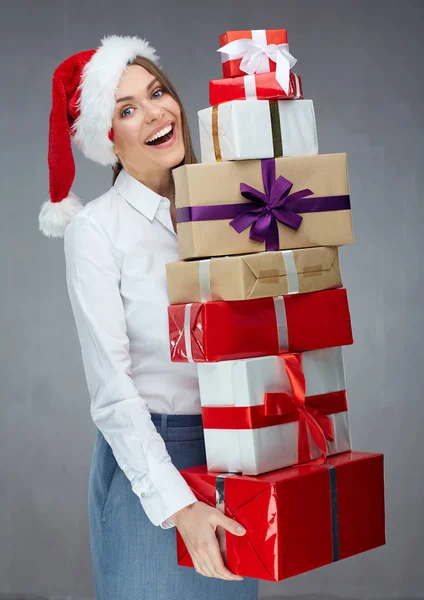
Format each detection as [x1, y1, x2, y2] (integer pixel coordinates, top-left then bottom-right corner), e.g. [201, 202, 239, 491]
[144, 101, 164, 122]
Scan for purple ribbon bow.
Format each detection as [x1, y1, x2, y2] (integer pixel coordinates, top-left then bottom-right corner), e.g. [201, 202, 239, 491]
[230, 158, 313, 251]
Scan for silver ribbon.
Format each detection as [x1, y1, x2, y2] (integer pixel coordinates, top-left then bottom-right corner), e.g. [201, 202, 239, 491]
[215, 473, 234, 563]
[183, 303, 194, 363]
[198, 259, 212, 302]
[273, 296, 289, 351]
[281, 250, 299, 294]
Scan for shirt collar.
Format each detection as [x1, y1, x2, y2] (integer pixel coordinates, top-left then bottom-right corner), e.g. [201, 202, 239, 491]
[114, 168, 165, 221]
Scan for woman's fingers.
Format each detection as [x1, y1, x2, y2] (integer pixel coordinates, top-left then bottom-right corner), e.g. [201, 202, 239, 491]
[173, 501, 245, 580]
[191, 533, 242, 580]
[205, 533, 243, 581]
[210, 511, 246, 537]
[192, 554, 212, 578]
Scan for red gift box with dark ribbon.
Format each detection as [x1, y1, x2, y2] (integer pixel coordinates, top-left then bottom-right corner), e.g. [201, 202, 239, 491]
[176, 451, 386, 581]
[210, 71, 303, 106]
[218, 29, 294, 83]
[168, 288, 353, 363]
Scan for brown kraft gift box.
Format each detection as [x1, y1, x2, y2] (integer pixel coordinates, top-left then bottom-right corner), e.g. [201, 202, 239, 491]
[173, 153, 353, 260]
[166, 246, 342, 304]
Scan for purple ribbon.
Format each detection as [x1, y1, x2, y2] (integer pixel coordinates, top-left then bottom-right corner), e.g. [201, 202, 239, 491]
[177, 159, 351, 251]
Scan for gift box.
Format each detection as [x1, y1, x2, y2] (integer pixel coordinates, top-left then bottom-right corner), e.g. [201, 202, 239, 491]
[177, 451, 386, 581]
[218, 29, 297, 96]
[168, 288, 353, 362]
[198, 347, 351, 474]
[210, 71, 303, 106]
[198, 99, 318, 163]
[173, 153, 353, 260]
[166, 246, 341, 304]
[218, 29, 290, 80]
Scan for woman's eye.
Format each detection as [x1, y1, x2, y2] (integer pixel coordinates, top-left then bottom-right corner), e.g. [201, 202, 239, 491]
[152, 87, 164, 99]
[121, 107, 134, 118]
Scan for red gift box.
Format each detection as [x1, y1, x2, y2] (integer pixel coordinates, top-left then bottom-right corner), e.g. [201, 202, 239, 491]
[168, 288, 353, 363]
[177, 451, 386, 581]
[219, 29, 289, 80]
[209, 71, 303, 106]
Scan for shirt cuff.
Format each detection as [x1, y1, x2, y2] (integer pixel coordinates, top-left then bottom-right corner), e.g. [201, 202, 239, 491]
[134, 461, 198, 528]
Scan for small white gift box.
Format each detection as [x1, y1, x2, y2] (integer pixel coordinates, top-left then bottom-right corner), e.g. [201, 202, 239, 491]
[198, 347, 351, 475]
[198, 99, 318, 163]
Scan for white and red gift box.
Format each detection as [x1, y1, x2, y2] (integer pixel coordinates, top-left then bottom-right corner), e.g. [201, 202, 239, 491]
[209, 71, 303, 106]
[218, 29, 291, 80]
[198, 347, 351, 475]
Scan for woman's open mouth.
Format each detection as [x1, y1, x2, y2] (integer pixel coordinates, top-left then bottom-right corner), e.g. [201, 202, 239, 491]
[144, 122, 176, 149]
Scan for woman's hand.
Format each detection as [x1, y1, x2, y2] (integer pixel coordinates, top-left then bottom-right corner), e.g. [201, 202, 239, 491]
[171, 501, 246, 581]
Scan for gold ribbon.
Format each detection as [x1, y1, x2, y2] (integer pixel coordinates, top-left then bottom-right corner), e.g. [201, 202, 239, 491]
[211, 105, 222, 162]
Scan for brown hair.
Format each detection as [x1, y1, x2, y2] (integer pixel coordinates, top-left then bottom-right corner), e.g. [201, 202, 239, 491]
[111, 56, 197, 185]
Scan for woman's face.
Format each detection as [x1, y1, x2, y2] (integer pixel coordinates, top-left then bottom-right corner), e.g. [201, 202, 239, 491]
[111, 64, 185, 174]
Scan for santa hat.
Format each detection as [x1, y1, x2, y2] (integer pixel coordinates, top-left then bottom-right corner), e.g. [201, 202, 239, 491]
[39, 34, 160, 238]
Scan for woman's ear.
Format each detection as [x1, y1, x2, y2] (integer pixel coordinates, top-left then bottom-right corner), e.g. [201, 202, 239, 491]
[109, 127, 120, 159]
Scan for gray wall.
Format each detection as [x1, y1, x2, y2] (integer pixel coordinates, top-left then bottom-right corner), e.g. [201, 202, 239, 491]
[1, 0, 422, 598]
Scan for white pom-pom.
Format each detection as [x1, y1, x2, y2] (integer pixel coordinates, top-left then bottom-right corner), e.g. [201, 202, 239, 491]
[38, 192, 84, 238]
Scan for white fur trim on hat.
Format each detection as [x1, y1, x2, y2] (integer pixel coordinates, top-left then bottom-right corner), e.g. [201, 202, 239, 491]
[71, 35, 160, 166]
[38, 192, 84, 238]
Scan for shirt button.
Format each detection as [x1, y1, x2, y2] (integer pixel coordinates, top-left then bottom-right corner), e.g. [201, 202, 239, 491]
[141, 492, 146, 497]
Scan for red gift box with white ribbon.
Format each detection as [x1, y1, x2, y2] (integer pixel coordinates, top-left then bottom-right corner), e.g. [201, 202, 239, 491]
[177, 451, 386, 581]
[168, 288, 353, 363]
[218, 29, 295, 90]
[209, 71, 303, 106]
[198, 347, 351, 475]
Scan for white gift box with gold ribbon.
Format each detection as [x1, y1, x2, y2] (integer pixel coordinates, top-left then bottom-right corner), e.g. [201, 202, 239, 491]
[198, 99, 318, 163]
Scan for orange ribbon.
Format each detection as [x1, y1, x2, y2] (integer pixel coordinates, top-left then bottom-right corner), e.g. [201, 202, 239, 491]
[212, 105, 222, 162]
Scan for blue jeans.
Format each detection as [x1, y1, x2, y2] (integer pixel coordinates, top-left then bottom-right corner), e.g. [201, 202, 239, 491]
[88, 413, 259, 599]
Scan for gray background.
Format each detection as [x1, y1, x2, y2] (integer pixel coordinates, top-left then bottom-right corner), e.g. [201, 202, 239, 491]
[0, 0, 422, 598]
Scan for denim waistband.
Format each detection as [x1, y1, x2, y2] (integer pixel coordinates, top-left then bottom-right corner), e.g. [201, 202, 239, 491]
[150, 413, 203, 427]
[150, 413, 204, 442]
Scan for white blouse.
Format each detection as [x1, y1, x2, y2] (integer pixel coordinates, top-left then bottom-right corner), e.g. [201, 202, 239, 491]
[64, 167, 201, 529]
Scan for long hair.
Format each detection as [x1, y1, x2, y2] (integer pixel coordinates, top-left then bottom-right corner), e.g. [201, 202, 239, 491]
[112, 56, 197, 185]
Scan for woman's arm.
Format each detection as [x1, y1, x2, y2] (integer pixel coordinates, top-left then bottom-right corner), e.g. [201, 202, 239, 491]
[63, 212, 197, 528]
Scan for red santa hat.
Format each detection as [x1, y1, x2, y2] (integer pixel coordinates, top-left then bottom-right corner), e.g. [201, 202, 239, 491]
[39, 34, 159, 238]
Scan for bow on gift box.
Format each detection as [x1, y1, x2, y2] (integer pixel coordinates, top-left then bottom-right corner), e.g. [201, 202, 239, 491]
[217, 38, 297, 94]
[230, 158, 313, 251]
[176, 158, 351, 248]
[264, 353, 335, 465]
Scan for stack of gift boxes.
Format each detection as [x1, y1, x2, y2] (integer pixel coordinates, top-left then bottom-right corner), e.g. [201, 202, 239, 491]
[165, 29, 385, 582]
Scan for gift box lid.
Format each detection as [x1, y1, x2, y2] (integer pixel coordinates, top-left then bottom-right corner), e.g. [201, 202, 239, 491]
[219, 29, 289, 48]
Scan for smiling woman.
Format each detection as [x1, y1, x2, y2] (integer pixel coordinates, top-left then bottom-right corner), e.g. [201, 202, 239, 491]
[110, 56, 197, 191]
[38, 33, 259, 600]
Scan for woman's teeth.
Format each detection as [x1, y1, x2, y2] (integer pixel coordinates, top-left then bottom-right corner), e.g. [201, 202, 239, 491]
[146, 123, 173, 144]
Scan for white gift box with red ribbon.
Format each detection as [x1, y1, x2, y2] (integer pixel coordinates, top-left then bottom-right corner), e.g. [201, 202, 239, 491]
[197, 347, 352, 475]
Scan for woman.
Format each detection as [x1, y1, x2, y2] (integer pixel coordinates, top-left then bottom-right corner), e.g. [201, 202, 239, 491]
[38, 34, 259, 599]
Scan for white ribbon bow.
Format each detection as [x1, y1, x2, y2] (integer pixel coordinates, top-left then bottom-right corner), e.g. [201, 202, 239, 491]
[218, 38, 297, 95]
